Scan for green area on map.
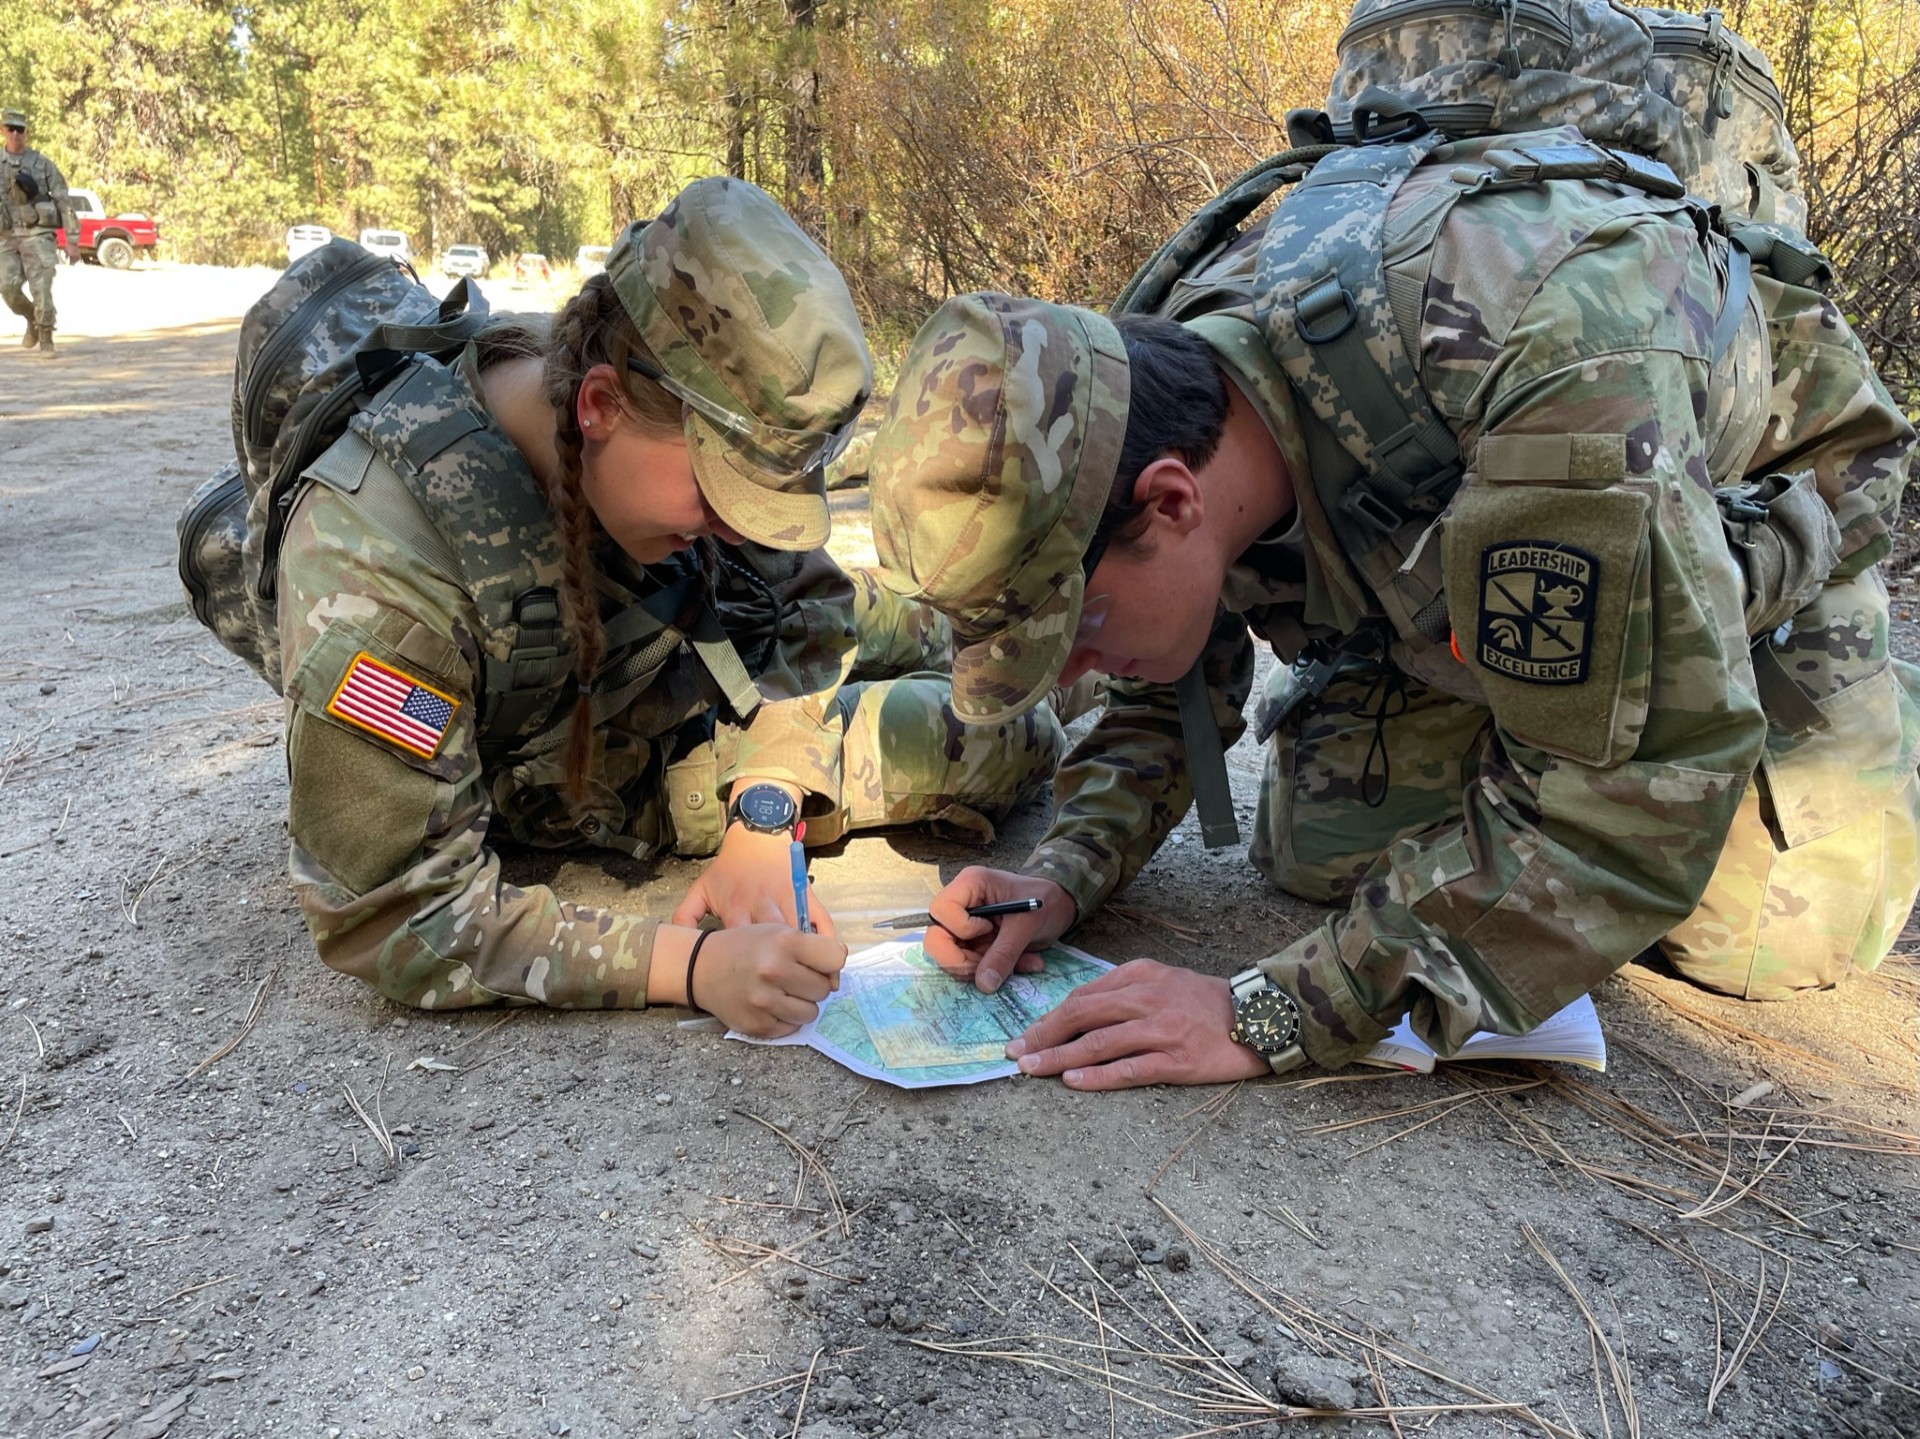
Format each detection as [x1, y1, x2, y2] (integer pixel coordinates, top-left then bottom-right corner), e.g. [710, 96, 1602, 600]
[845, 944, 1108, 1073]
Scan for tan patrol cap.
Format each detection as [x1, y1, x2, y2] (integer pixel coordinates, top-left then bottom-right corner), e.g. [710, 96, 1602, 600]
[868, 294, 1131, 723]
[606, 178, 872, 551]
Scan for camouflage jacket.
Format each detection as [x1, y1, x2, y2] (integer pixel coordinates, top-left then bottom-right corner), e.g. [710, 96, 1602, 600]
[277, 347, 858, 1010]
[1024, 144, 1915, 1066]
[0, 145, 74, 234]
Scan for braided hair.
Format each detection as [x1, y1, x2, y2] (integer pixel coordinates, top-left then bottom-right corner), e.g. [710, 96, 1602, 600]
[537, 274, 683, 800]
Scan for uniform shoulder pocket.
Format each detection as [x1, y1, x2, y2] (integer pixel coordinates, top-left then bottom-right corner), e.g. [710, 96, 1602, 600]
[1442, 481, 1652, 766]
[284, 610, 471, 782]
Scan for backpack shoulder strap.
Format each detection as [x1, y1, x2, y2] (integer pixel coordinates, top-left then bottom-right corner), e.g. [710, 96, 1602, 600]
[342, 360, 577, 758]
[1255, 131, 1462, 541]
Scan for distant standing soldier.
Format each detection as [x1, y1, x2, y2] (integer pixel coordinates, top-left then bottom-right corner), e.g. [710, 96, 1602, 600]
[1, 108, 77, 355]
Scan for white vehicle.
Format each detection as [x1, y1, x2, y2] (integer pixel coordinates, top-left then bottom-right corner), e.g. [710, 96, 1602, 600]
[441, 244, 489, 278]
[286, 225, 332, 263]
[575, 245, 610, 276]
[357, 228, 411, 263]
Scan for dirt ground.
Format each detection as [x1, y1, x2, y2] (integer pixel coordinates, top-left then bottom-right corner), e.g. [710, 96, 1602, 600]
[2, 263, 1916, 1439]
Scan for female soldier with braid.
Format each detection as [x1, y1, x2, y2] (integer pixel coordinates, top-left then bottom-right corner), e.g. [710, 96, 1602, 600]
[274, 179, 1066, 1034]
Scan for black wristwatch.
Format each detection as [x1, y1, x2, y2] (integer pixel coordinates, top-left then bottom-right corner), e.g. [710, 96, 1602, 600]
[726, 782, 798, 835]
[1228, 967, 1307, 1074]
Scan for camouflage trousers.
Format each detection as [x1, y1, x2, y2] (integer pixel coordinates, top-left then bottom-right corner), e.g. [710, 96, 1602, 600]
[0, 229, 57, 330]
[1250, 583, 1920, 1001]
[652, 572, 1067, 857]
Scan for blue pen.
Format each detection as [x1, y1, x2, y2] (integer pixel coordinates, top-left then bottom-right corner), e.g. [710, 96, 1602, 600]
[790, 823, 813, 934]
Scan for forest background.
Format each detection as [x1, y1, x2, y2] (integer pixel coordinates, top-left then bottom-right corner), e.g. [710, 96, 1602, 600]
[0, 0, 1914, 405]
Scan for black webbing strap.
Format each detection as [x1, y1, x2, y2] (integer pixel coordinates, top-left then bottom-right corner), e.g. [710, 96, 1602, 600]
[1176, 663, 1242, 848]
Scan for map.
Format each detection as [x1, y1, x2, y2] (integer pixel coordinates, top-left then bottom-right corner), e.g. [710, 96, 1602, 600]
[727, 937, 1112, 1089]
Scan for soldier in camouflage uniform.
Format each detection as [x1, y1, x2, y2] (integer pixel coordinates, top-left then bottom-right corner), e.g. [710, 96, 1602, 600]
[0, 109, 77, 355]
[865, 134, 1917, 1086]
[278, 177, 1067, 1036]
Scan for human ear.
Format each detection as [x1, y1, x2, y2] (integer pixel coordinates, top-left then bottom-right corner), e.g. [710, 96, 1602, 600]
[575, 362, 627, 436]
[1130, 456, 1206, 539]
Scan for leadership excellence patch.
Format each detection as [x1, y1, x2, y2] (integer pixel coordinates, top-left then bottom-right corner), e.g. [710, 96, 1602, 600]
[325, 652, 459, 759]
[1476, 542, 1599, 686]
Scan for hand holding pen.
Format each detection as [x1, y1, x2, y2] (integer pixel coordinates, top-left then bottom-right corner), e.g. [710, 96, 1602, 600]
[918, 866, 1077, 994]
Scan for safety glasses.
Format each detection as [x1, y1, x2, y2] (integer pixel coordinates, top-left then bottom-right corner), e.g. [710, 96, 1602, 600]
[625, 352, 857, 477]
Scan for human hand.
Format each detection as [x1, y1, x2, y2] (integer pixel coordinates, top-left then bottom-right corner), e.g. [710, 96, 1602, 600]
[63, 243, 78, 264]
[665, 923, 848, 1038]
[922, 868, 1075, 993]
[671, 823, 836, 937]
[1003, 958, 1270, 1090]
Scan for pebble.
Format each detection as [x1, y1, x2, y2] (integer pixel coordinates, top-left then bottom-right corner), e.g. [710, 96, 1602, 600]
[407, 1364, 426, 1380]
[549, 1421, 572, 1436]
[653, 1092, 673, 1106]
[631, 1242, 660, 1261]
[71, 1335, 102, 1356]
[673, 1409, 696, 1424]
[1164, 1244, 1191, 1273]
[24, 1217, 53, 1234]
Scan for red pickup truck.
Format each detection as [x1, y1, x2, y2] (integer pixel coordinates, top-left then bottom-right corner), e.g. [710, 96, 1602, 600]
[55, 188, 160, 269]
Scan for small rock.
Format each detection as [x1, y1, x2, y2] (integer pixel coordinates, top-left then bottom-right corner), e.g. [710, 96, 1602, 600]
[673, 1409, 696, 1424]
[39, 683, 55, 696]
[549, 1421, 572, 1436]
[469, 1116, 495, 1132]
[1164, 1245, 1191, 1273]
[654, 1092, 674, 1106]
[71, 1334, 102, 1356]
[631, 1242, 660, 1261]
[24, 1217, 53, 1234]
[407, 1364, 426, 1380]
[1272, 1355, 1365, 1412]
[205, 1368, 244, 1382]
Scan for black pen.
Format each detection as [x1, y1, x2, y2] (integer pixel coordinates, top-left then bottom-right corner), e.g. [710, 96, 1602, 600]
[874, 897, 1043, 931]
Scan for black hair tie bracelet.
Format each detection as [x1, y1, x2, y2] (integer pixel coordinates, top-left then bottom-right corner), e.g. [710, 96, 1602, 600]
[684, 927, 716, 1012]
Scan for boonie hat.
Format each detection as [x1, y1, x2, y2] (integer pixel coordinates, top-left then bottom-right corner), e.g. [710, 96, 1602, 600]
[1, 110, 26, 129]
[868, 294, 1130, 723]
[606, 178, 871, 551]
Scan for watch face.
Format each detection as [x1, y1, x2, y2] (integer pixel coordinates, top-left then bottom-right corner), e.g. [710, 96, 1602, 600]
[1232, 989, 1301, 1053]
[733, 784, 796, 831]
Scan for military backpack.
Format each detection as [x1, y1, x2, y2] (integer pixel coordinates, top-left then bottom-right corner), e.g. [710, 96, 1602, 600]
[1320, 1, 1804, 227]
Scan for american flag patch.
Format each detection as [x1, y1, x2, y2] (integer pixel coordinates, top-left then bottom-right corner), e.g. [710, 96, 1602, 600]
[325, 652, 459, 759]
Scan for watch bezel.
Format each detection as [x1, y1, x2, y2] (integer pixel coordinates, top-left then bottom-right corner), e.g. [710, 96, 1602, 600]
[727, 782, 798, 835]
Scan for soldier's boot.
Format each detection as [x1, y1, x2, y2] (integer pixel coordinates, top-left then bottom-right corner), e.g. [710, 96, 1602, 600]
[36, 326, 54, 356]
[18, 322, 35, 348]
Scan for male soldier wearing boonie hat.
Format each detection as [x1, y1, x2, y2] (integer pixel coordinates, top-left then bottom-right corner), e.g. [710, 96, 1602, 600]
[268, 177, 1073, 1024]
[1, 108, 78, 355]
[866, 144, 1917, 1089]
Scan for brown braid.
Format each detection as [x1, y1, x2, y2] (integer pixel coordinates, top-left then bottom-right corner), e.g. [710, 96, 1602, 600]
[538, 273, 683, 801]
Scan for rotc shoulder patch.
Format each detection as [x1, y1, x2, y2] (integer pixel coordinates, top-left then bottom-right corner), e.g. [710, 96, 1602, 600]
[325, 652, 459, 758]
[1476, 543, 1599, 685]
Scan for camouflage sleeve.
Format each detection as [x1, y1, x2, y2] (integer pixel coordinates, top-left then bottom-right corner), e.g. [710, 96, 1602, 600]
[1020, 609, 1256, 916]
[1746, 265, 1914, 574]
[43, 154, 74, 234]
[718, 543, 859, 810]
[279, 486, 661, 1010]
[1265, 213, 1771, 1068]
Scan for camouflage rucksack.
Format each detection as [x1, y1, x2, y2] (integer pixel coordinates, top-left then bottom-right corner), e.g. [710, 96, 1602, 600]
[1320, 1, 1803, 226]
[178, 239, 490, 689]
